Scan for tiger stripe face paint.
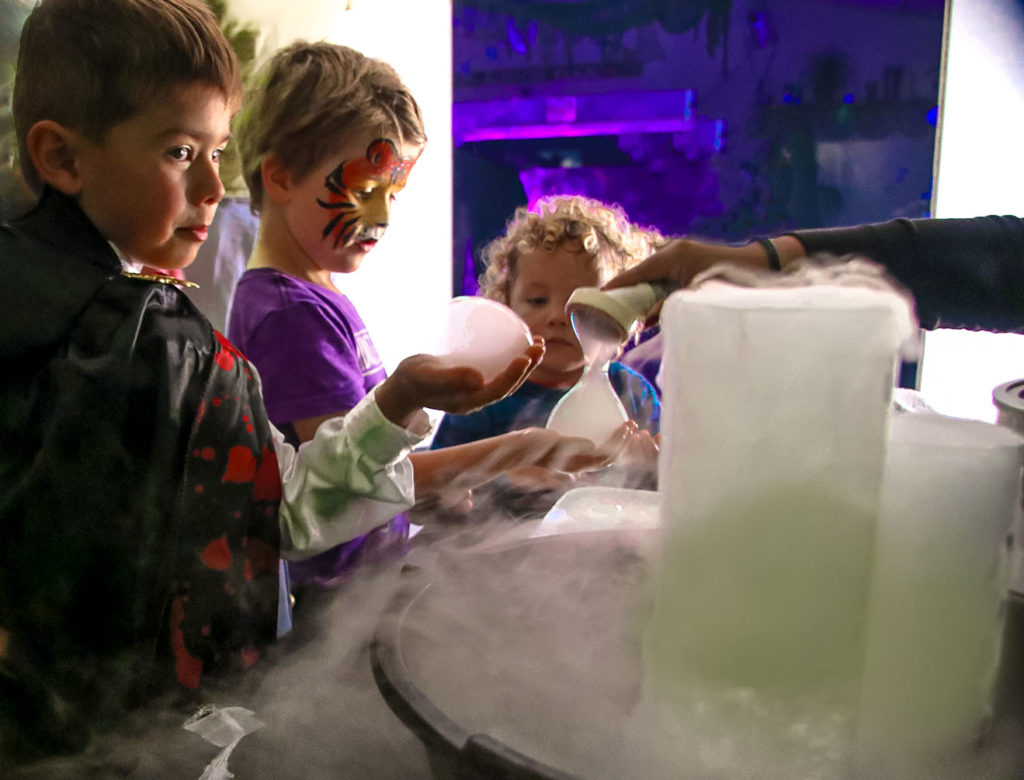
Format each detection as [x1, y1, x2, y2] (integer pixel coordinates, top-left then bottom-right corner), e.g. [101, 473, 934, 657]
[317, 138, 420, 249]
[280, 129, 422, 276]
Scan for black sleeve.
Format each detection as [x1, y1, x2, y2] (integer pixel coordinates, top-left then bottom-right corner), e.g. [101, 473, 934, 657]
[789, 216, 1024, 333]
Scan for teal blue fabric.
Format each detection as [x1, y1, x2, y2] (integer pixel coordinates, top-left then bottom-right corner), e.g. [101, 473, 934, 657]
[431, 361, 659, 450]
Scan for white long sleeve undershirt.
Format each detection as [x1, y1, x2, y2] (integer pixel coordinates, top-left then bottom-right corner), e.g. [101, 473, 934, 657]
[271, 387, 432, 560]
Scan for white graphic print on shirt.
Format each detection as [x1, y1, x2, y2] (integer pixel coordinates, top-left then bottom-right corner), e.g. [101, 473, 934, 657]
[355, 329, 383, 376]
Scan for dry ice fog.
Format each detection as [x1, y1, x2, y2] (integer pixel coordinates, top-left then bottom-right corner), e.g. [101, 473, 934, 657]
[12, 261, 1024, 779]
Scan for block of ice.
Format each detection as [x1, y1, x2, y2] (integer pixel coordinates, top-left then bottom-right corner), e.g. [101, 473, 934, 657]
[645, 282, 911, 779]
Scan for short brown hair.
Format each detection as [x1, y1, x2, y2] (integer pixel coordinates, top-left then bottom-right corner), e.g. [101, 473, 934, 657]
[14, 0, 242, 194]
[235, 41, 425, 213]
[479, 195, 666, 303]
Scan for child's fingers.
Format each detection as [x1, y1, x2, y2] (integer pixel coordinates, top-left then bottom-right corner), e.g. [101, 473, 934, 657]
[483, 337, 546, 399]
[486, 354, 534, 395]
[543, 422, 636, 474]
[456, 424, 632, 484]
[547, 423, 638, 473]
[603, 420, 638, 451]
[394, 354, 483, 391]
[576, 421, 636, 469]
[399, 338, 546, 415]
[643, 430, 660, 455]
[625, 429, 660, 459]
[524, 336, 546, 371]
[505, 465, 576, 491]
[446, 344, 541, 412]
[439, 487, 475, 512]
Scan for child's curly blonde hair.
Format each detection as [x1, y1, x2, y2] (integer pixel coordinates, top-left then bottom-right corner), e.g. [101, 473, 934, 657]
[478, 194, 666, 303]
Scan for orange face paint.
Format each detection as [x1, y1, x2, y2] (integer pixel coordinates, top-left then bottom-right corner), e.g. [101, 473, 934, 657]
[317, 138, 421, 247]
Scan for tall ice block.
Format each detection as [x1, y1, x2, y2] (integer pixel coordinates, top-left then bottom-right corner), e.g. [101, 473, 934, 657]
[854, 413, 1024, 778]
[647, 284, 911, 697]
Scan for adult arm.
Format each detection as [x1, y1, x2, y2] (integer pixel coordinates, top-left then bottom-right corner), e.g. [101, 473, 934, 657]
[606, 216, 1024, 333]
[789, 216, 1024, 332]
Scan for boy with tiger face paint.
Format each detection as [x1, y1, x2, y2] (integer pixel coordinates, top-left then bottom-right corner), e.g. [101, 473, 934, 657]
[267, 127, 422, 277]
[230, 42, 627, 589]
[235, 40, 425, 278]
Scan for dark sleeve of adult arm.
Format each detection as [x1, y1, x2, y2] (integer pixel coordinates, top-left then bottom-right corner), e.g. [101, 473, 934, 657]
[789, 216, 1024, 333]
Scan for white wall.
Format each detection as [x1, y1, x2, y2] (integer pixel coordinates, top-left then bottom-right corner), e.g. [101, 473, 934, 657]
[228, 0, 453, 371]
[921, 0, 1024, 421]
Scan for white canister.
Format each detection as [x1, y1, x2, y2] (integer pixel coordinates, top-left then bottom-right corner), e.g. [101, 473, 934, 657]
[854, 412, 1024, 778]
[993, 379, 1024, 595]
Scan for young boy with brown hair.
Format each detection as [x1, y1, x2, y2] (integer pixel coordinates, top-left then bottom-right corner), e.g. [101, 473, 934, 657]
[0, 0, 563, 765]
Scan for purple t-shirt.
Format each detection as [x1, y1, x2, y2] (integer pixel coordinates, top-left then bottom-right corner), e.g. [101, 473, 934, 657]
[228, 268, 387, 447]
[228, 268, 404, 587]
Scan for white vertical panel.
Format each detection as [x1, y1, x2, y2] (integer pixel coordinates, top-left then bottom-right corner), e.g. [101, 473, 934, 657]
[226, 0, 453, 372]
[922, 0, 1024, 422]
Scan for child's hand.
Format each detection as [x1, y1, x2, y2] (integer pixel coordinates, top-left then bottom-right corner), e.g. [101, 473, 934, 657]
[505, 465, 578, 492]
[623, 429, 660, 467]
[494, 422, 635, 476]
[407, 419, 636, 515]
[377, 338, 545, 427]
[620, 428, 660, 489]
[476, 423, 636, 496]
[561, 426, 660, 492]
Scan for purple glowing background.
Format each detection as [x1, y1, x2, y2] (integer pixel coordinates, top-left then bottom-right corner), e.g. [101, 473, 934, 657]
[452, 0, 944, 296]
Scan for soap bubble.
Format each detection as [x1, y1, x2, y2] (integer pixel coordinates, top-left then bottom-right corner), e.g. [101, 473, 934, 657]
[435, 297, 533, 381]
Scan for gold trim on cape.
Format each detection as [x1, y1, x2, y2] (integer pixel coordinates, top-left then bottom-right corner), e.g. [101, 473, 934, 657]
[120, 270, 200, 289]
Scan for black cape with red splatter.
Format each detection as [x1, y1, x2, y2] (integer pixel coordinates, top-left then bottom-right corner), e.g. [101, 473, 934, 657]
[0, 188, 281, 766]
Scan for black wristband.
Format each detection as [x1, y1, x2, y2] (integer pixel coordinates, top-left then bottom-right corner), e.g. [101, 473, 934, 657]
[755, 237, 782, 271]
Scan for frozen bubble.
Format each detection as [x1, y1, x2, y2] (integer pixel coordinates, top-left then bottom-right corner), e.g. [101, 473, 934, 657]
[435, 297, 533, 382]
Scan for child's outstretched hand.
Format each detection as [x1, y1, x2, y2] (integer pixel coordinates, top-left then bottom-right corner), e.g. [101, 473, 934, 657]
[620, 429, 661, 489]
[623, 429, 660, 469]
[502, 424, 637, 491]
[412, 421, 636, 510]
[499, 421, 635, 475]
[377, 338, 545, 427]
